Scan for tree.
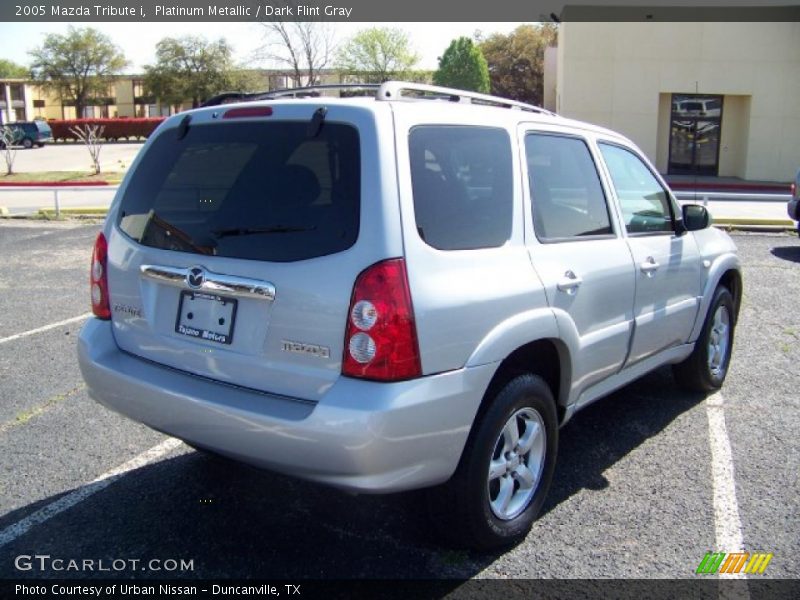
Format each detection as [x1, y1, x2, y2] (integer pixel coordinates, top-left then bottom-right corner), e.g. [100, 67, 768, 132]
[478, 24, 558, 106]
[145, 36, 251, 109]
[433, 37, 490, 93]
[336, 27, 420, 83]
[70, 123, 105, 174]
[0, 59, 28, 79]
[29, 26, 128, 118]
[0, 127, 19, 175]
[256, 22, 335, 87]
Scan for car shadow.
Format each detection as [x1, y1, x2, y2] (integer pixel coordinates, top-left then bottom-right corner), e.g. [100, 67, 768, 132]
[0, 368, 706, 582]
[770, 245, 800, 263]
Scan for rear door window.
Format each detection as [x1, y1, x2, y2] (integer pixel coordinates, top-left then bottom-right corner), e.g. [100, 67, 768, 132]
[526, 133, 613, 241]
[409, 126, 513, 250]
[118, 121, 360, 262]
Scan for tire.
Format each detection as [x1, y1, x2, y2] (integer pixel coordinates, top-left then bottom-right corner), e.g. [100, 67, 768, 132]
[22, 138, 33, 149]
[428, 374, 558, 550]
[673, 286, 735, 391]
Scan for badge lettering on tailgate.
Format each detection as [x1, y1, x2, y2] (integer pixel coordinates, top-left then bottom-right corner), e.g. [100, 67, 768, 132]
[281, 340, 331, 359]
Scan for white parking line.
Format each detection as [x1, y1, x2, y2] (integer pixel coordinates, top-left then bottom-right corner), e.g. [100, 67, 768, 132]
[0, 438, 183, 548]
[706, 392, 748, 583]
[0, 313, 92, 345]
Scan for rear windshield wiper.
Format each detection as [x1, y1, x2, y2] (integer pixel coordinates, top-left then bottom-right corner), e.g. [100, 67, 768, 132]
[213, 225, 316, 238]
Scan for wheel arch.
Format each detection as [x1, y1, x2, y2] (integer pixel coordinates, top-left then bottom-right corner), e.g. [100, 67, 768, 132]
[477, 338, 572, 429]
[690, 255, 742, 342]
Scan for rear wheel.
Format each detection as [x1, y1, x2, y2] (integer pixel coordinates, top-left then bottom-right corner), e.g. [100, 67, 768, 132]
[22, 138, 33, 149]
[673, 285, 735, 391]
[428, 374, 558, 550]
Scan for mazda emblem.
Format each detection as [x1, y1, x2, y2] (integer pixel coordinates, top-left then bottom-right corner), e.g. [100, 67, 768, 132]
[187, 267, 205, 289]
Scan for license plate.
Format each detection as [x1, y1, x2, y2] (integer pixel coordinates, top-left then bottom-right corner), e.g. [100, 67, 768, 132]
[175, 291, 237, 345]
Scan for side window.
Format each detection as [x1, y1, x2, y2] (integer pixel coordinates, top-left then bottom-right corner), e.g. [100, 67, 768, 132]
[410, 126, 512, 250]
[599, 143, 673, 234]
[525, 133, 613, 241]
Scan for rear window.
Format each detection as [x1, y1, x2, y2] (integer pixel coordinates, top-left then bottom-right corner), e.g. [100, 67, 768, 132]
[410, 126, 512, 250]
[118, 121, 360, 262]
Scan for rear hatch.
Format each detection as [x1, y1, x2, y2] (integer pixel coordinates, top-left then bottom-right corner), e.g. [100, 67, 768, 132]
[106, 102, 395, 401]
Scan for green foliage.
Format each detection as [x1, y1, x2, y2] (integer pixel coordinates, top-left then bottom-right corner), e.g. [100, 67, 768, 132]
[0, 59, 29, 78]
[336, 27, 420, 83]
[28, 26, 128, 117]
[478, 24, 558, 105]
[144, 36, 248, 108]
[433, 37, 490, 93]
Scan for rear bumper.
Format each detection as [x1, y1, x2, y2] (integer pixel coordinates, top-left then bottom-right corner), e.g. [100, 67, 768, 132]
[78, 318, 496, 493]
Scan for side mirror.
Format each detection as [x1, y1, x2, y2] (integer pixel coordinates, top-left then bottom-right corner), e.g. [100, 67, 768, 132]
[682, 204, 711, 231]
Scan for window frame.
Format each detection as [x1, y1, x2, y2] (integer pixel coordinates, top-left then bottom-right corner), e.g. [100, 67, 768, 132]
[524, 131, 618, 245]
[596, 140, 679, 238]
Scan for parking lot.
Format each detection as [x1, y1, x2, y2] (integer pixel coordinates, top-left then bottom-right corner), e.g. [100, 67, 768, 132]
[5, 142, 143, 174]
[0, 221, 798, 585]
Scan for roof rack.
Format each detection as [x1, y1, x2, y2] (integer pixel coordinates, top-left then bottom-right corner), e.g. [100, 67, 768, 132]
[201, 81, 555, 116]
[201, 83, 381, 107]
[377, 81, 555, 116]
[261, 83, 380, 99]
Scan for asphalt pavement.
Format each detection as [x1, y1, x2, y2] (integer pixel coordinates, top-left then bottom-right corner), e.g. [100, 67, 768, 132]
[0, 222, 798, 589]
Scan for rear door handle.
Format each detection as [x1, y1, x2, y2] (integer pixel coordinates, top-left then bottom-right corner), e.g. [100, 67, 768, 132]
[557, 270, 583, 294]
[640, 257, 660, 276]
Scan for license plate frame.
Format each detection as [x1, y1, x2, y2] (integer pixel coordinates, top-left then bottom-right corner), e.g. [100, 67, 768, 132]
[174, 291, 238, 345]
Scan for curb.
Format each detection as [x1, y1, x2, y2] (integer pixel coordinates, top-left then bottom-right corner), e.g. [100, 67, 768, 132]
[38, 207, 109, 217]
[669, 182, 791, 193]
[713, 218, 796, 233]
[0, 181, 111, 187]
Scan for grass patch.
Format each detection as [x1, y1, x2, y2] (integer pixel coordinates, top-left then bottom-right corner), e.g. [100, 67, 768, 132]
[0, 171, 124, 184]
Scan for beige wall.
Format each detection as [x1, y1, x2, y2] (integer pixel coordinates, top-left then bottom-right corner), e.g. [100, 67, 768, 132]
[557, 22, 800, 182]
[543, 46, 557, 112]
[115, 78, 136, 118]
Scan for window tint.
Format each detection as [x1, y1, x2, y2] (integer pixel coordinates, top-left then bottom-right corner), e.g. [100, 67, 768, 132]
[410, 126, 512, 250]
[526, 134, 612, 240]
[599, 143, 673, 234]
[118, 121, 360, 262]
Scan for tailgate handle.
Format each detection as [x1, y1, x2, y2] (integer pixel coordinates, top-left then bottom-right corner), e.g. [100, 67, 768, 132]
[140, 265, 276, 301]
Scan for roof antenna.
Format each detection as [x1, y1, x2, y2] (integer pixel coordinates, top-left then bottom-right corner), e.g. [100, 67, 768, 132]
[308, 107, 327, 137]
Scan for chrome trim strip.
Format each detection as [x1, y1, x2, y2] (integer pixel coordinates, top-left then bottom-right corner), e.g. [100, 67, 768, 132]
[140, 265, 276, 301]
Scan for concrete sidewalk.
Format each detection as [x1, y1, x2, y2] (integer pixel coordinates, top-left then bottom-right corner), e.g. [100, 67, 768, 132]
[665, 174, 795, 229]
[0, 176, 796, 230]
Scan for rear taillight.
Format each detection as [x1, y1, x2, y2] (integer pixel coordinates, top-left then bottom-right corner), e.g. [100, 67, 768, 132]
[90, 232, 111, 320]
[342, 259, 422, 382]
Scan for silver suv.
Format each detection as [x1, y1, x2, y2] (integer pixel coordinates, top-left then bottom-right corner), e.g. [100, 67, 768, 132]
[78, 82, 741, 549]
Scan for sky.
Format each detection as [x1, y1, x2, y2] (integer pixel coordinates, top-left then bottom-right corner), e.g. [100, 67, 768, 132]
[0, 22, 529, 73]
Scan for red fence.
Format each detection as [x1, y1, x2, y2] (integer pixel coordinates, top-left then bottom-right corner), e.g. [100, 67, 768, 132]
[49, 118, 166, 142]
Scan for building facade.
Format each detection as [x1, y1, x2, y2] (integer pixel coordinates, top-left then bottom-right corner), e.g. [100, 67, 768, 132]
[0, 70, 352, 124]
[552, 22, 800, 182]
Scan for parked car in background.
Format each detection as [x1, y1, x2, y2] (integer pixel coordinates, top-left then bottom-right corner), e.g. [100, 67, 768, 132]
[0, 120, 53, 149]
[78, 81, 743, 550]
[789, 169, 800, 236]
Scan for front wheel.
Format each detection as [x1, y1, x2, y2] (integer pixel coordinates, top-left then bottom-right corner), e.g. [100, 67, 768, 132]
[428, 374, 558, 550]
[673, 285, 736, 391]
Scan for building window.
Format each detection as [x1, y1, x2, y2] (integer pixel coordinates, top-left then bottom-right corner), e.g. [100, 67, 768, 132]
[33, 99, 45, 108]
[10, 85, 24, 102]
